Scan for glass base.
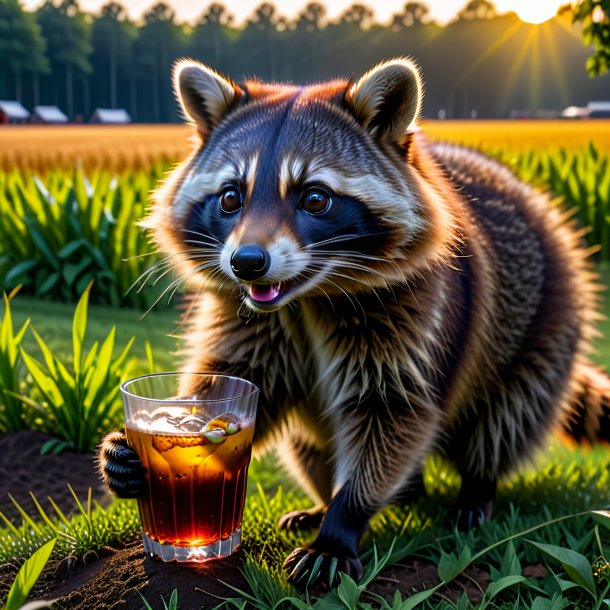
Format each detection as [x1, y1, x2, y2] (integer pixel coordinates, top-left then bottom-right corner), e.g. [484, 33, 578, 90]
[142, 529, 241, 562]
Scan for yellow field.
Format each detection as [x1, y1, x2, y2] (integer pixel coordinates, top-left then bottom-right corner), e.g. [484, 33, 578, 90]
[1, 120, 609, 172]
[1, 125, 192, 172]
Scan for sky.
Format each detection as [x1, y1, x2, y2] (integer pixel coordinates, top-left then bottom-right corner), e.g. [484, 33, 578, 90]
[21, 0, 565, 26]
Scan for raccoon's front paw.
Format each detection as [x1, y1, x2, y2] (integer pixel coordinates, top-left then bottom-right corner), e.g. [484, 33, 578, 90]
[283, 544, 363, 588]
[278, 506, 326, 531]
[98, 431, 146, 498]
[446, 477, 496, 531]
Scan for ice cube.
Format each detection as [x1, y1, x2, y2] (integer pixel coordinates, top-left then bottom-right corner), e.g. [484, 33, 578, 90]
[132, 410, 151, 426]
[144, 407, 193, 433]
[173, 414, 207, 433]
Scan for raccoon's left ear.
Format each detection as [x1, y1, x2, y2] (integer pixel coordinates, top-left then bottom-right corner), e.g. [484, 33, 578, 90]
[174, 59, 243, 137]
[345, 58, 422, 147]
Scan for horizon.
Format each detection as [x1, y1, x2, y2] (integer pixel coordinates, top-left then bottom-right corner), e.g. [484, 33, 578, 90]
[20, 0, 565, 26]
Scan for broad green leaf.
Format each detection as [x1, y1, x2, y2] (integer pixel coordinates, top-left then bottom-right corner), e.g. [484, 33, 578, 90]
[20, 349, 63, 408]
[57, 239, 86, 260]
[314, 590, 351, 610]
[527, 540, 596, 597]
[31, 328, 58, 378]
[4, 537, 57, 610]
[5, 259, 39, 285]
[36, 272, 60, 295]
[437, 546, 471, 583]
[72, 281, 92, 378]
[398, 586, 440, 610]
[337, 572, 360, 608]
[85, 328, 115, 407]
[500, 541, 522, 577]
[62, 256, 93, 288]
[484, 575, 529, 602]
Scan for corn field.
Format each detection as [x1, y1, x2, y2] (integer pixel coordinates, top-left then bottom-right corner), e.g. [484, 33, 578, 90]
[0, 126, 609, 308]
[0, 167, 164, 308]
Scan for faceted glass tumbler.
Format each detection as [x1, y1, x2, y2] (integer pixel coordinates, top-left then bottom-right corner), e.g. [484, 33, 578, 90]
[120, 372, 259, 562]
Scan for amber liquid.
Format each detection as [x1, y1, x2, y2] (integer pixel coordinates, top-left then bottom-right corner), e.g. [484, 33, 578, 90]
[126, 423, 254, 547]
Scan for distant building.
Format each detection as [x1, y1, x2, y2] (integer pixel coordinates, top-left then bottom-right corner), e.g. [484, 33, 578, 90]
[30, 105, 68, 124]
[90, 108, 131, 124]
[0, 100, 30, 124]
[561, 101, 610, 118]
[587, 101, 610, 118]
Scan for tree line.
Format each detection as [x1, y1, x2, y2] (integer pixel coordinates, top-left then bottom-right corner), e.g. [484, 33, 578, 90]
[1, 0, 609, 122]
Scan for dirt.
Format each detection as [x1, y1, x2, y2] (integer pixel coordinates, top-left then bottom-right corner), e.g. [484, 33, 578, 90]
[0, 430, 529, 609]
[0, 430, 108, 524]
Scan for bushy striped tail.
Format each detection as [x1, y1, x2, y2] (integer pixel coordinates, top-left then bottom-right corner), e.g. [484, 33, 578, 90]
[562, 362, 610, 445]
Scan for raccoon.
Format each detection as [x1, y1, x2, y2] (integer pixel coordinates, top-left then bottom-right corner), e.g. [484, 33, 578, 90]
[100, 58, 610, 584]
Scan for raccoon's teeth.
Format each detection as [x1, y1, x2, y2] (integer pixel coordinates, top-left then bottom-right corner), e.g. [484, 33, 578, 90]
[250, 283, 281, 303]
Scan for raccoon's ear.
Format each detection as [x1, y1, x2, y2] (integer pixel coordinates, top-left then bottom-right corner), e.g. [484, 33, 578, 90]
[174, 59, 243, 137]
[345, 58, 422, 146]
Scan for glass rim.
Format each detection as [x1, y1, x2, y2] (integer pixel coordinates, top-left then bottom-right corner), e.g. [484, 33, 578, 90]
[120, 372, 259, 405]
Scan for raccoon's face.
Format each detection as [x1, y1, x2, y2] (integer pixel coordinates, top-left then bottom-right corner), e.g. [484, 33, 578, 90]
[148, 59, 446, 312]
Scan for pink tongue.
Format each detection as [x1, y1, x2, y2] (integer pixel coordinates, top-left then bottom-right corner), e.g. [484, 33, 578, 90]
[250, 283, 281, 303]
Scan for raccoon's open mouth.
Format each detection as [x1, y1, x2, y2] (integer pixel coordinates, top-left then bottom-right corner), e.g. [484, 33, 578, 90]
[246, 281, 296, 309]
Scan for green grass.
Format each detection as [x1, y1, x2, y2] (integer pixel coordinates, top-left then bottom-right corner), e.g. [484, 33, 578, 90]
[2, 445, 610, 608]
[10, 295, 181, 374]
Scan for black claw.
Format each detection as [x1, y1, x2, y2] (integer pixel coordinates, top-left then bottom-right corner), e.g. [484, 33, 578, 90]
[284, 547, 363, 589]
[278, 508, 325, 531]
[115, 445, 137, 461]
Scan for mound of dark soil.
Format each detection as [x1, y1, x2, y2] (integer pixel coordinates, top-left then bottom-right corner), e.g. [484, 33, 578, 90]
[0, 430, 107, 523]
[0, 538, 250, 609]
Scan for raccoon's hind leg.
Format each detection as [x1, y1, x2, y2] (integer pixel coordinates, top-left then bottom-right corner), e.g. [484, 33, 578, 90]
[276, 431, 333, 531]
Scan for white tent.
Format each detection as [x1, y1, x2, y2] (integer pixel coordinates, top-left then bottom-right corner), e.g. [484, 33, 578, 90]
[31, 105, 68, 124]
[90, 108, 131, 124]
[0, 100, 30, 124]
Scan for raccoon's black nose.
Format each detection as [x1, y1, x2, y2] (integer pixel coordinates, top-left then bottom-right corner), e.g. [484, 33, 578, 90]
[230, 245, 270, 281]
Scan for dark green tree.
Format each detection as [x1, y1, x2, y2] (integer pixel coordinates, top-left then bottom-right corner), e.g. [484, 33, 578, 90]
[91, 2, 135, 108]
[392, 2, 431, 29]
[458, 0, 497, 20]
[338, 3, 374, 28]
[246, 3, 281, 79]
[0, 0, 49, 102]
[572, 0, 610, 76]
[190, 3, 235, 68]
[135, 2, 183, 122]
[36, 0, 93, 118]
[291, 2, 327, 79]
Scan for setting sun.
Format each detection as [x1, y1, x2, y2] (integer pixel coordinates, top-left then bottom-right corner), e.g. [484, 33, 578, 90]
[509, 0, 559, 24]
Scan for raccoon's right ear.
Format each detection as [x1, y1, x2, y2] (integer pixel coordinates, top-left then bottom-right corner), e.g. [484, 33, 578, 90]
[345, 58, 422, 147]
[174, 59, 244, 137]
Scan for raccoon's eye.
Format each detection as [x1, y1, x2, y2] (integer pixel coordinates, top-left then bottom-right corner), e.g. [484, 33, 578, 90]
[219, 186, 242, 214]
[301, 188, 332, 215]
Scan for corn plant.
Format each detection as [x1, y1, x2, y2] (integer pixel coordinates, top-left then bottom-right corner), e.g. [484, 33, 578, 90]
[14, 283, 135, 453]
[489, 143, 610, 262]
[0, 167, 163, 308]
[0, 288, 30, 432]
